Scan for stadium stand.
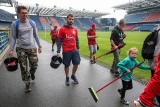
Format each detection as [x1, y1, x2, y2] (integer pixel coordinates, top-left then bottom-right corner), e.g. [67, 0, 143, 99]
[125, 12, 149, 23]
[113, 0, 160, 31]
[29, 15, 43, 30]
[49, 17, 61, 29]
[54, 17, 66, 26]
[134, 24, 158, 31]
[142, 12, 160, 22]
[0, 31, 9, 54]
[39, 16, 51, 31]
[122, 25, 137, 31]
[74, 18, 85, 30]
[0, 9, 14, 21]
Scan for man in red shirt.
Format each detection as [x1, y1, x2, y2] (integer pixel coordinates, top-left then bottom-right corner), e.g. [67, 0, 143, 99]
[57, 14, 80, 86]
[87, 23, 98, 63]
[134, 53, 160, 107]
[50, 26, 58, 51]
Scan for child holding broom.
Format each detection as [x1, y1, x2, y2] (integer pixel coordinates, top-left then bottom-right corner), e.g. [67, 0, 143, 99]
[117, 47, 150, 105]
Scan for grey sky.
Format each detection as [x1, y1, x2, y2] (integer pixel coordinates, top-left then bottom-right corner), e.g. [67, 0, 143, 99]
[0, 0, 133, 20]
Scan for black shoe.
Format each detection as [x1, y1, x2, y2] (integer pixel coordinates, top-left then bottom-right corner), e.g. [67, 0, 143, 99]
[114, 71, 120, 76]
[65, 77, 70, 86]
[31, 74, 35, 80]
[90, 60, 95, 64]
[118, 89, 122, 95]
[110, 69, 114, 73]
[71, 75, 79, 84]
[25, 83, 31, 92]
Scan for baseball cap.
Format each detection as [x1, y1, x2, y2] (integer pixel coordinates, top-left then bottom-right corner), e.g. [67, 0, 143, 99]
[92, 23, 96, 28]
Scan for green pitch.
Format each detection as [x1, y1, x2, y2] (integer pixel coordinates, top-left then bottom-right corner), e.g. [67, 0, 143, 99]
[39, 31, 151, 81]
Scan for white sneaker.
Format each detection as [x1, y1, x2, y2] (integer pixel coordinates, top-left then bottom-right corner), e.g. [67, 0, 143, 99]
[120, 99, 129, 105]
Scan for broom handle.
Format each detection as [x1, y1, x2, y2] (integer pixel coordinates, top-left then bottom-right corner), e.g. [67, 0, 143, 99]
[96, 49, 115, 59]
[96, 62, 144, 93]
[96, 44, 126, 59]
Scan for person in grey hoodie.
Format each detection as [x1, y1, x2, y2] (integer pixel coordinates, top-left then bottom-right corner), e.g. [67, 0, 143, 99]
[8, 6, 42, 92]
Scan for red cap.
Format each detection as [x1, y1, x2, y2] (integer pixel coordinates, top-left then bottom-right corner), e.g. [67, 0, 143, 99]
[92, 23, 96, 28]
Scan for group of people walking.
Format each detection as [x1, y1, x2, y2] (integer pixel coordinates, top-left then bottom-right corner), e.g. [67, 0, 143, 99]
[8, 5, 160, 107]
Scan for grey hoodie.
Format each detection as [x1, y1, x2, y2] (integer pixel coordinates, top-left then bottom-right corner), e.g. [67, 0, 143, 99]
[10, 19, 41, 50]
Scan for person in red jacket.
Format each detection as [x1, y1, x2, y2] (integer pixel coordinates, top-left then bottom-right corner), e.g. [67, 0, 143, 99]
[134, 53, 160, 107]
[57, 14, 80, 86]
[50, 26, 58, 51]
[87, 23, 98, 63]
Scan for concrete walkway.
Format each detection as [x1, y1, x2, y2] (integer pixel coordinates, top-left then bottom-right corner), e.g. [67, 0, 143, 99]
[0, 40, 151, 107]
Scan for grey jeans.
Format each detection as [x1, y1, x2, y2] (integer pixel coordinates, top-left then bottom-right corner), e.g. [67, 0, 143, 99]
[111, 49, 120, 72]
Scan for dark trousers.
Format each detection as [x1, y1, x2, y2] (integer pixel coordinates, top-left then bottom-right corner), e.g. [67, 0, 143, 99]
[121, 79, 133, 99]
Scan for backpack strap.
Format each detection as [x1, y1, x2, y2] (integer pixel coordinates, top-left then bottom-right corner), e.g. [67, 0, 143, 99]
[15, 19, 19, 39]
[29, 19, 35, 28]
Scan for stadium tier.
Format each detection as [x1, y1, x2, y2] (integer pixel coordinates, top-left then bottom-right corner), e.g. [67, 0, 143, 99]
[142, 12, 160, 22]
[0, 31, 9, 54]
[0, 9, 14, 21]
[125, 12, 149, 23]
[133, 24, 158, 31]
[49, 17, 61, 29]
[122, 25, 137, 31]
[29, 15, 43, 30]
[28, 15, 106, 31]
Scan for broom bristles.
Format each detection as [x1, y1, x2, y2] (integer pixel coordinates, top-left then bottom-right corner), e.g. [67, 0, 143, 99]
[88, 87, 99, 102]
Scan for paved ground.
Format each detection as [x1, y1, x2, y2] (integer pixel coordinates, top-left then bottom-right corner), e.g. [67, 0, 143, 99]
[0, 40, 150, 107]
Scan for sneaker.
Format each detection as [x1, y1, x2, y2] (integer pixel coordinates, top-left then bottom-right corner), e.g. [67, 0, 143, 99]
[118, 89, 122, 95]
[31, 74, 35, 80]
[90, 60, 94, 64]
[71, 75, 79, 84]
[154, 100, 159, 106]
[110, 69, 114, 73]
[65, 77, 70, 86]
[25, 83, 31, 92]
[120, 99, 129, 105]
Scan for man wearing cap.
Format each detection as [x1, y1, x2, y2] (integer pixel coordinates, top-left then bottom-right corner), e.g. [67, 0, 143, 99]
[110, 19, 126, 76]
[87, 23, 98, 64]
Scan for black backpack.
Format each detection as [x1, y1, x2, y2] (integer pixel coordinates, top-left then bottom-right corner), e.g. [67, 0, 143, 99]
[141, 30, 159, 59]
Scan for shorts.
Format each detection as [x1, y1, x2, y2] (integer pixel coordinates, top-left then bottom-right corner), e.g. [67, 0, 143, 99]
[62, 50, 81, 68]
[89, 44, 97, 53]
[52, 39, 56, 44]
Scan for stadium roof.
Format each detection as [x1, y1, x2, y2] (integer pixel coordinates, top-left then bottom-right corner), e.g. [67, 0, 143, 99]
[15, 4, 109, 18]
[0, 0, 14, 7]
[113, 0, 160, 13]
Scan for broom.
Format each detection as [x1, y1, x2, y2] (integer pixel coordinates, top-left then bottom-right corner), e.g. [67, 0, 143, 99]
[93, 43, 126, 63]
[88, 61, 144, 102]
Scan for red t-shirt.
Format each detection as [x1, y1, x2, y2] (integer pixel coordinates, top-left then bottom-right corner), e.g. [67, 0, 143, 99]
[50, 29, 58, 39]
[59, 26, 78, 52]
[87, 28, 96, 45]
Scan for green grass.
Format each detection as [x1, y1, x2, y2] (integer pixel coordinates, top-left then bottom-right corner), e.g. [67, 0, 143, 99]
[39, 31, 151, 81]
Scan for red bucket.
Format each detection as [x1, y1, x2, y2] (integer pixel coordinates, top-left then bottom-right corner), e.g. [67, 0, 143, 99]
[4, 57, 18, 71]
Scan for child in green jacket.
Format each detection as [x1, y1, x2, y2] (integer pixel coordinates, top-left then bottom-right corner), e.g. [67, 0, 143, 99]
[117, 47, 150, 105]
